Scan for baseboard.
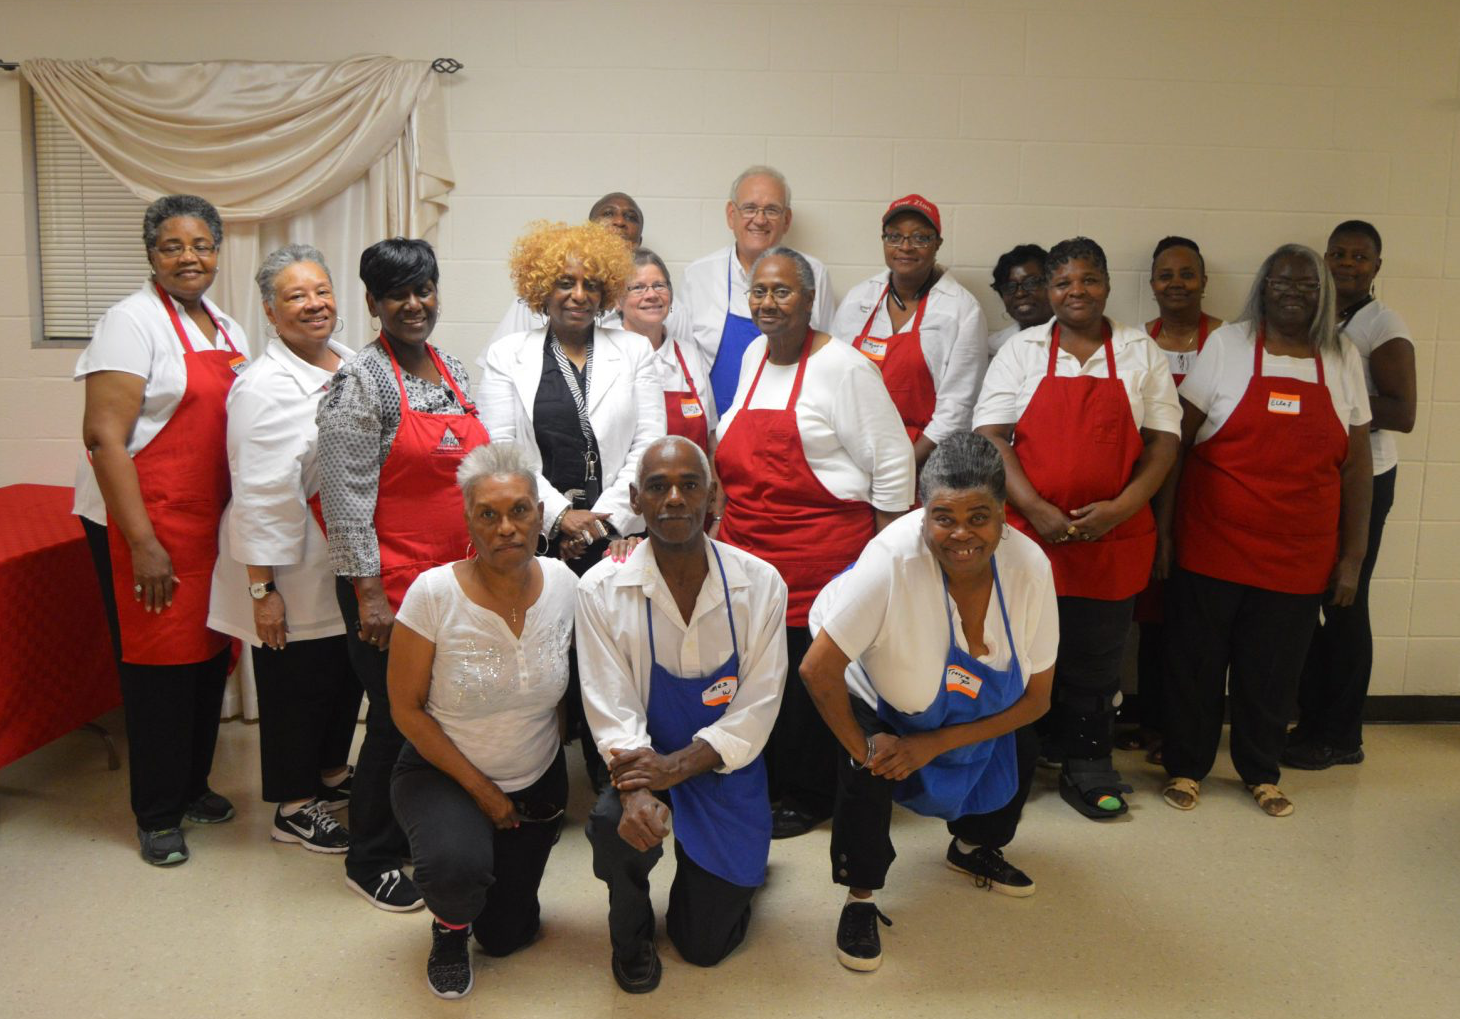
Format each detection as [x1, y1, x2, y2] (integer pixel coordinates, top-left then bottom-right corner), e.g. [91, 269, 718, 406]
[1362, 696, 1460, 723]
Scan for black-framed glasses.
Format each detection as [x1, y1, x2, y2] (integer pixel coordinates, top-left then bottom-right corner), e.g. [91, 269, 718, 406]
[999, 277, 1046, 297]
[153, 241, 217, 258]
[1265, 277, 1321, 294]
[882, 231, 937, 249]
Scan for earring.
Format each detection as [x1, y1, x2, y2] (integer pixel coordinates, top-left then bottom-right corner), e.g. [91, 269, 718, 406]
[334, 317, 346, 334]
[369, 315, 381, 334]
[1002, 523, 1011, 540]
[536, 532, 550, 556]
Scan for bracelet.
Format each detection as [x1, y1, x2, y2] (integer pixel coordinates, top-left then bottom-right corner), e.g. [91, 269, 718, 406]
[849, 734, 876, 771]
[547, 506, 571, 541]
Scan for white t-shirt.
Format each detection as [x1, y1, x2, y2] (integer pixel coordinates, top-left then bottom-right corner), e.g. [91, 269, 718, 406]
[809, 511, 1058, 715]
[395, 558, 577, 793]
[681, 244, 836, 370]
[830, 271, 989, 444]
[1340, 300, 1410, 475]
[986, 322, 1023, 362]
[72, 285, 248, 523]
[973, 319, 1182, 436]
[1179, 321, 1372, 446]
[715, 337, 916, 511]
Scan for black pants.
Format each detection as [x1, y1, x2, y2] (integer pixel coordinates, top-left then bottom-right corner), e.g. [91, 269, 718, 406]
[766, 625, 838, 818]
[336, 577, 410, 881]
[392, 745, 566, 950]
[1162, 567, 1321, 787]
[586, 786, 757, 968]
[1041, 595, 1135, 762]
[1295, 467, 1396, 751]
[830, 697, 1037, 890]
[1135, 618, 1168, 734]
[252, 636, 362, 803]
[83, 518, 229, 831]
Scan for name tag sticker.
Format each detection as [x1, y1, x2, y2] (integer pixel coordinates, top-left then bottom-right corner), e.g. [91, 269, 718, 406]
[944, 664, 983, 700]
[859, 338, 887, 363]
[702, 677, 737, 707]
[680, 398, 704, 419]
[1268, 392, 1301, 415]
[228, 354, 249, 375]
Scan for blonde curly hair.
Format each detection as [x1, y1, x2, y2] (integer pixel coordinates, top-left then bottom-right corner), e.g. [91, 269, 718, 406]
[509, 220, 634, 314]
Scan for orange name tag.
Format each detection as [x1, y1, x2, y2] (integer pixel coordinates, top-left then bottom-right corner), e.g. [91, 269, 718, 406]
[1267, 392, 1301, 415]
[702, 677, 737, 707]
[681, 398, 704, 419]
[228, 353, 249, 375]
[859, 338, 887, 363]
[945, 664, 983, 700]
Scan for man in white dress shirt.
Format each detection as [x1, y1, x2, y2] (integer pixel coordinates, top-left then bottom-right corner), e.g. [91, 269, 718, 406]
[577, 436, 788, 993]
[681, 165, 836, 415]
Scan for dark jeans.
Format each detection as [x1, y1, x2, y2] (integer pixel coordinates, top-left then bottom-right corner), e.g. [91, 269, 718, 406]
[393, 745, 566, 951]
[1295, 466, 1396, 751]
[83, 518, 229, 831]
[252, 636, 362, 803]
[1041, 595, 1135, 762]
[766, 625, 838, 818]
[336, 577, 410, 881]
[585, 786, 757, 968]
[830, 696, 1038, 890]
[1163, 567, 1321, 787]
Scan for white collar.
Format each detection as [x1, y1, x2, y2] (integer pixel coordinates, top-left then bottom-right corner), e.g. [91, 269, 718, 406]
[265, 337, 352, 394]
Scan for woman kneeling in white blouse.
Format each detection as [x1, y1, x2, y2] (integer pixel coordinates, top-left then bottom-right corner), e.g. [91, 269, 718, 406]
[386, 443, 577, 1000]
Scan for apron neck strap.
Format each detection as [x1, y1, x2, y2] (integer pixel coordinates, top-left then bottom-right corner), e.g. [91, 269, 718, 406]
[1048, 321, 1115, 377]
[672, 341, 701, 401]
[381, 335, 471, 410]
[939, 556, 1015, 656]
[155, 282, 237, 356]
[1254, 324, 1325, 386]
[644, 542, 738, 666]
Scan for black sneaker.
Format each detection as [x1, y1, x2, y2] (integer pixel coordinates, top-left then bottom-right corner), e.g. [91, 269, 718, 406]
[427, 921, 474, 999]
[611, 942, 662, 993]
[771, 805, 827, 840]
[945, 840, 1035, 897]
[272, 799, 349, 854]
[1281, 740, 1365, 770]
[346, 869, 425, 912]
[137, 827, 189, 866]
[835, 899, 892, 972]
[183, 790, 235, 824]
[316, 768, 353, 811]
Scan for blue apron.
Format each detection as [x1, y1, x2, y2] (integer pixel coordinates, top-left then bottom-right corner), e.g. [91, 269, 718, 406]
[708, 258, 763, 417]
[875, 557, 1023, 820]
[645, 544, 772, 887]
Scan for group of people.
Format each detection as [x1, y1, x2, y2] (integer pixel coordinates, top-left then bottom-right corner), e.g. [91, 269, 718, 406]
[71, 163, 1413, 997]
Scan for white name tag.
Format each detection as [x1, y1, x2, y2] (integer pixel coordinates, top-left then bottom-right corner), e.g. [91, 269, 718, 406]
[859, 338, 887, 362]
[1267, 392, 1301, 415]
[680, 397, 704, 419]
[944, 664, 983, 700]
[701, 677, 737, 707]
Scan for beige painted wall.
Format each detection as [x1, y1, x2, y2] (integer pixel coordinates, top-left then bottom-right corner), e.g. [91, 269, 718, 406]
[2, 0, 1457, 694]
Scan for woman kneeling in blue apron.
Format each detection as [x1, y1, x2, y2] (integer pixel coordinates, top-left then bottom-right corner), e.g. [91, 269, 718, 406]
[802, 432, 1057, 973]
[577, 436, 790, 994]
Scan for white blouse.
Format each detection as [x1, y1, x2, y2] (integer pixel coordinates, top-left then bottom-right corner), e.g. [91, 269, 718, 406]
[644, 335, 718, 435]
[681, 243, 836, 369]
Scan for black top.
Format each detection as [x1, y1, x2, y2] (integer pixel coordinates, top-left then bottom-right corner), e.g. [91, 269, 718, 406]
[534, 335, 602, 506]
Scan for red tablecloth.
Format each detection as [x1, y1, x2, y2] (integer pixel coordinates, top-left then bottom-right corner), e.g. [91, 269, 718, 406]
[0, 484, 120, 769]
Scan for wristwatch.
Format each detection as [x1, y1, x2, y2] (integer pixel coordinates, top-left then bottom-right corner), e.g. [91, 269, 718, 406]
[248, 581, 277, 600]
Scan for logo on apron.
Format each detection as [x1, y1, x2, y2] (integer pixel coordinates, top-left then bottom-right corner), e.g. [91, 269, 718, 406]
[701, 677, 738, 707]
[1267, 392, 1301, 415]
[859, 337, 888, 363]
[944, 664, 983, 700]
[681, 397, 704, 419]
[432, 430, 462, 454]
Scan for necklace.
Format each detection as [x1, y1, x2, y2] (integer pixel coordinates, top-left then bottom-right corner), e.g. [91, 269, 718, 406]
[472, 559, 531, 627]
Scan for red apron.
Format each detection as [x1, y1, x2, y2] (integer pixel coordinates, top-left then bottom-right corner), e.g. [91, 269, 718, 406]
[107, 285, 245, 665]
[1175, 329, 1349, 595]
[663, 341, 710, 453]
[373, 339, 490, 610]
[1005, 323, 1155, 601]
[715, 331, 875, 626]
[852, 285, 938, 445]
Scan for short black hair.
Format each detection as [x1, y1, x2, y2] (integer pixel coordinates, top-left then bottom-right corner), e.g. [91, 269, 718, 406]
[143, 194, 223, 250]
[358, 238, 439, 298]
[1329, 219, 1382, 254]
[1046, 236, 1108, 278]
[1151, 235, 1205, 274]
[991, 243, 1049, 292]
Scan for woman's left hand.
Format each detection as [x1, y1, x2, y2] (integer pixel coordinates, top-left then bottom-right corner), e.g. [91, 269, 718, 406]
[868, 731, 942, 781]
[1328, 557, 1362, 607]
[1068, 500, 1129, 542]
[603, 535, 642, 563]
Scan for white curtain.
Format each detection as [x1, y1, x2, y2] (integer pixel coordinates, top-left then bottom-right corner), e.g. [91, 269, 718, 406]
[23, 55, 456, 718]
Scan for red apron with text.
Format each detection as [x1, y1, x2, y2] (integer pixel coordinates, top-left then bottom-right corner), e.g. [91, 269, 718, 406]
[663, 341, 710, 453]
[1175, 330, 1348, 595]
[852, 286, 938, 446]
[373, 339, 490, 610]
[715, 331, 875, 626]
[107, 285, 245, 665]
[1005, 324, 1155, 601]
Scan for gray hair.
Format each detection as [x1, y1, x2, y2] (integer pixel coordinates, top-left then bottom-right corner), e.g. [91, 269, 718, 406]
[255, 244, 332, 308]
[919, 432, 1007, 504]
[749, 246, 816, 296]
[631, 248, 673, 300]
[728, 165, 791, 207]
[1237, 244, 1339, 355]
[636, 435, 711, 488]
[143, 194, 223, 250]
[456, 443, 539, 504]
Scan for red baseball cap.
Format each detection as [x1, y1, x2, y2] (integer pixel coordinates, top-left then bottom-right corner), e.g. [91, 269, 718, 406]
[882, 194, 941, 235]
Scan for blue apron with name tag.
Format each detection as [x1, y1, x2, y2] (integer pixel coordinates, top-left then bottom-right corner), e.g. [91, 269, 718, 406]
[876, 557, 1023, 820]
[645, 544, 772, 887]
[708, 259, 764, 417]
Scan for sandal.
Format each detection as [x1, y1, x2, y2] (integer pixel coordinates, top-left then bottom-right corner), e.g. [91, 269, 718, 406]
[1247, 783, 1294, 817]
[1162, 777, 1199, 810]
[1058, 757, 1133, 820]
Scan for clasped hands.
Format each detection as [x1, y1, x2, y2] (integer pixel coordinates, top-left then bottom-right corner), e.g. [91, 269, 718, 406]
[610, 747, 679, 852]
[863, 731, 942, 783]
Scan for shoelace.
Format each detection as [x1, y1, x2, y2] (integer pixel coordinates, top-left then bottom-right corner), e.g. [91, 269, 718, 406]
[302, 800, 343, 833]
[842, 901, 893, 943]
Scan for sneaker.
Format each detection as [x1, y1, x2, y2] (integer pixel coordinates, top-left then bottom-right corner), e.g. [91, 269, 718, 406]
[346, 869, 425, 912]
[427, 921, 474, 999]
[835, 899, 892, 972]
[611, 942, 662, 994]
[138, 826, 189, 866]
[770, 804, 827, 840]
[272, 799, 349, 854]
[183, 790, 235, 824]
[316, 767, 354, 811]
[1281, 741, 1365, 771]
[945, 841, 1036, 897]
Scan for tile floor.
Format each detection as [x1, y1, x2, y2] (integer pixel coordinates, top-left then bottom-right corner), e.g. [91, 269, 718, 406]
[2, 713, 1457, 1019]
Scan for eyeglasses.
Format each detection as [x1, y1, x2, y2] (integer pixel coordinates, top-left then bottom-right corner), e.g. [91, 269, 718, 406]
[1265, 277, 1321, 294]
[736, 204, 786, 221]
[512, 801, 565, 825]
[882, 231, 937, 249]
[625, 281, 670, 297]
[999, 277, 1046, 297]
[749, 285, 797, 302]
[153, 242, 217, 258]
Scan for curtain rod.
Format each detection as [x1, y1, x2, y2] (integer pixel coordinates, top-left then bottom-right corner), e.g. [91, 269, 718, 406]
[0, 58, 464, 72]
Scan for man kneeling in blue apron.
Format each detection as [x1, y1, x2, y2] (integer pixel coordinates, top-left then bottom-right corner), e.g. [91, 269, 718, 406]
[800, 432, 1057, 973]
[577, 436, 789, 993]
